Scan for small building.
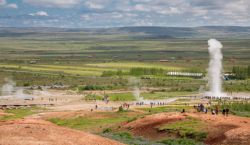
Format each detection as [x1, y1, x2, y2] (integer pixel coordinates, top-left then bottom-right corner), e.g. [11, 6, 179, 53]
[167, 71, 203, 77]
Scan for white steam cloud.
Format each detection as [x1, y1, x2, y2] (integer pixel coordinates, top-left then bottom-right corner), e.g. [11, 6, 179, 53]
[206, 39, 225, 97]
[128, 77, 143, 101]
[1, 78, 16, 96]
[1, 78, 33, 99]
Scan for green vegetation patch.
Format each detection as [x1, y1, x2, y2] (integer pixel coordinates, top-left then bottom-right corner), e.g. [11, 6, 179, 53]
[83, 94, 103, 101]
[48, 112, 136, 132]
[0, 107, 41, 121]
[78, 85, 114, 90]
[102, 131, 162, 145]
[108, 93, 136, 101]
[224, 80, 250, 92]
[142, 91, 195, 100]
[158, 117, 208, 141]
[217, 101, 250, 117]
[139, 105, 192, 114]
[159, 138, 203, 145]
[102, 131, 202, 145]
[86, 62, 182, 71]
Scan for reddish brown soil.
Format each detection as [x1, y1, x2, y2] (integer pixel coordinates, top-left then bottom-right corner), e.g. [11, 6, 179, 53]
[124, 112, 250, 145]
[188, 113, 250, 145]
[124, 112, 185, 140]
[0, 109, 7, 116]
[0, 119, 124, 145]
[204, 124, 238, 145]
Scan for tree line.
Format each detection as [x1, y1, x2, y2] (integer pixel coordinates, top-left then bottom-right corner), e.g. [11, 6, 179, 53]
[232, 65, 250, 80]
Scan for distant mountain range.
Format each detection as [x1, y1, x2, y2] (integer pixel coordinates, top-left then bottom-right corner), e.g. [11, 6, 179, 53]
[1, 26, 250, 39]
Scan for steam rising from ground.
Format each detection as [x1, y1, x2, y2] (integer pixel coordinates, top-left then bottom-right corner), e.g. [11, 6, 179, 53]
[206, 39, 225, 97]
[128, 77, 144, 101]
[1, 78, 16, 96]
[1, 78, 34, 99]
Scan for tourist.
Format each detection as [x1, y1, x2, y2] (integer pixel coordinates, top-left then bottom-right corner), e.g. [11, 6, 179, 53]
[150, 102, 153, 108]
[215, 105, 219, 115]
[211, 109, 216, 115]
[222, 109, 226, 116]
[225, 108, 229, 116]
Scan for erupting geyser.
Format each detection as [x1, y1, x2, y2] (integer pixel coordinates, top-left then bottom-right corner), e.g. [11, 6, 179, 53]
[206, 39, 225, 97]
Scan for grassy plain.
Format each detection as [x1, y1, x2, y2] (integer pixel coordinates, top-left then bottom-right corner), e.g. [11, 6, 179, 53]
[0, 31, 250, 93]
[48, 111, 141, 132]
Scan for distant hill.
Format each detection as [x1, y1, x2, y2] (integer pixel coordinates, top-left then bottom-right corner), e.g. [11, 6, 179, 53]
[1, 26, 250, 39]
[115, 26, 250, 38]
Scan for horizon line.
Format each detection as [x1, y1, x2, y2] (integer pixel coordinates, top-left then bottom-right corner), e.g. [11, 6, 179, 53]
[1, 25, 250, 29]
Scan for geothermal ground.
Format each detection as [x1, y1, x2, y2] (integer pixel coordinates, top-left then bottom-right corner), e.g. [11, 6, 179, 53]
[0, 118, 124, 145]
[124, 112, 250, 145]
[1, 88, 250, 145]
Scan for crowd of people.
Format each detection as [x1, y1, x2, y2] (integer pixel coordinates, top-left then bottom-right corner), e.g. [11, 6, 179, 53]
[135, 101, 168, 108]
[203, 96, 250, 100]
[194, 103, 230, 116]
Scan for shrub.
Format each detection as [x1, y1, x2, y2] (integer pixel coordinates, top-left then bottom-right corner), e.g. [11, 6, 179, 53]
[160, 138, 200, 145]
[130, 67, 165, 76]
[116, 132, 132, 139]
[78, 85, 114, 91]
[103, 128, 112, 134]
[127, 117, 138, 123]
[84, 94, 103, 101]
[23, 82, 31, 86]
[118, 106, 124, 112]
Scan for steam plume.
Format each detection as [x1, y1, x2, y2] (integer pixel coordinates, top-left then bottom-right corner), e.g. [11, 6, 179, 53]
[1, 78, 16, 96]
[206, 39, 225, 97]
[128, 77, 143, 101]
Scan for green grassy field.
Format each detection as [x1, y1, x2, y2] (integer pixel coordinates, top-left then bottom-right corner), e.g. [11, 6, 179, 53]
[48, 111, 141, 132]
[216, 101, 250, 117]
[139, 105, 193, 114]
[0, 31, 250, 94]
[107, 93, 136, 101]
[142, 91, 196, 100]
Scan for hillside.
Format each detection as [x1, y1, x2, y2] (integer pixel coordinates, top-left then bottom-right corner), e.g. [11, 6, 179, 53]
[1, 26, 250, 39]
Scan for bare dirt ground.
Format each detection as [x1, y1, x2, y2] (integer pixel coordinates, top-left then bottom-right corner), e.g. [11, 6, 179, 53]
[188, 113, 250, 145]
[0, 88, 178, 111]
[0, 118, 124, 145]
[124, 112, 250, 145]
[0, 110, 7, 116]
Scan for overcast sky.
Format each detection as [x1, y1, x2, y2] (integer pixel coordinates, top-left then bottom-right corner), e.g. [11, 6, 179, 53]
[0, 0, 249, 28]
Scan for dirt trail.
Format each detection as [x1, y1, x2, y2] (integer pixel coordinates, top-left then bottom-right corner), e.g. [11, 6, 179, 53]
[0, 118, 124, 145]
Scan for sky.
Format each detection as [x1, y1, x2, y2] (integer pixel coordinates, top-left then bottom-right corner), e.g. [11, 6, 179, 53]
[0, 0, 249, 28]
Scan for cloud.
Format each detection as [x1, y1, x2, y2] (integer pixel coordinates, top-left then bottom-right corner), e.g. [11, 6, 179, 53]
[0, 0, 18, 9]
[0, 0, 6, 5]
[6, 3, 18, 9]
[84, 1, 104, 9]
[1, 0, 250, 27]
[29, 11, 49, 16]
[134, 4, 149, 12]
[83, 0, 113, 9]
[133, 3, 181, 15]
[23, 0, 81, 8]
